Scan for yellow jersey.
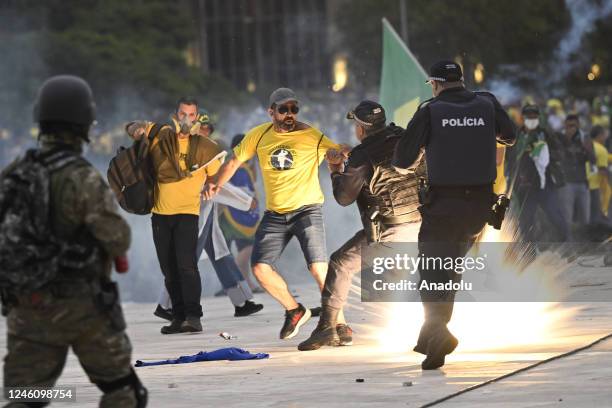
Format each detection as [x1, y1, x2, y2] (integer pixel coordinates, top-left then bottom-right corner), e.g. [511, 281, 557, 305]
[233, 122, 339, 213]
[153, 136, 221, 215]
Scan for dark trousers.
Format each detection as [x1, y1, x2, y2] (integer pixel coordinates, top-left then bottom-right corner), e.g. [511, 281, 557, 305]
[152, 213, 202, 320]
[322, 223, 421, 310]
[517, 184, 569, 242]
[415, 190, 490, 351]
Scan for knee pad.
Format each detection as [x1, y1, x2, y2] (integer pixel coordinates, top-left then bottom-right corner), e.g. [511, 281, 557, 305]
[95, 369, 148, 407]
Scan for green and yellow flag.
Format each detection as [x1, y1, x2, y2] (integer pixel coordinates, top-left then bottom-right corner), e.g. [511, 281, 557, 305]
[379, 18, 431, 127]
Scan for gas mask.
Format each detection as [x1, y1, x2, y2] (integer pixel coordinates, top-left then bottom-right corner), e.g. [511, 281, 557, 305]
[524, 118, 539, 130]
[172, 115, 201, 135]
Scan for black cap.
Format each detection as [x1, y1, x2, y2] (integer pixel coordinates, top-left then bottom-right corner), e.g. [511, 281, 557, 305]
[269, 87, 299, 107]
[521, 104, 540, 115]
[426, 60, 463, 83]
[346, 100, 386, 127]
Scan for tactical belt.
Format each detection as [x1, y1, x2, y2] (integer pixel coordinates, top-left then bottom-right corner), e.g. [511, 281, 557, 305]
[430, 184, 493, 197]
[380, 213, 418, 225]
[14, 281, 93, 305]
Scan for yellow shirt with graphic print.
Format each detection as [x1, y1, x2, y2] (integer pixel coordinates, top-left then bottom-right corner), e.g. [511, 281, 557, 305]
[233, 122, 339, 213]
[153, 136, 221, 215]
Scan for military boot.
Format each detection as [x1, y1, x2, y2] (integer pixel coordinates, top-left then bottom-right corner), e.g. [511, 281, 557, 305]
[161, 319, 184, 335]
[298, 306, 340, 351]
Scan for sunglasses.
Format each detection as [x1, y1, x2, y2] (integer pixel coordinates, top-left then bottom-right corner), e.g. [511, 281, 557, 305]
[277, 105, 299, 115]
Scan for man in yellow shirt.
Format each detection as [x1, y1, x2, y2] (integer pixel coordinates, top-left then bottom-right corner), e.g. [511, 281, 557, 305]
[127, 97, 225, 335]
[587, 125, 611, 224]
[203, 88, 350, 341]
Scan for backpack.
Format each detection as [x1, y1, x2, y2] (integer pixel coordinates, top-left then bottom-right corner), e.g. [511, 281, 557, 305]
[107, 123, 163, 215]
[0, 149, 98, 294]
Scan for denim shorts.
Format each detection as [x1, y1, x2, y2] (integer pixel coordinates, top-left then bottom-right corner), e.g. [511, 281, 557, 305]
[251, 204, 327, 266]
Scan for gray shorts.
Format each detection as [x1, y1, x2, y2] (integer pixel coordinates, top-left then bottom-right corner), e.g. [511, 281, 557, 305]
[251, 204, 327, 266]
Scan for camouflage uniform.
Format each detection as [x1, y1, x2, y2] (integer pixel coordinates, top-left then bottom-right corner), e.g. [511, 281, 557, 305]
[3, 134, 140, 408]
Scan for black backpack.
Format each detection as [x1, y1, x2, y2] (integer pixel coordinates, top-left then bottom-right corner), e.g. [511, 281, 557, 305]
[107, 123, 163, 215]
[0, 149, 98, 294]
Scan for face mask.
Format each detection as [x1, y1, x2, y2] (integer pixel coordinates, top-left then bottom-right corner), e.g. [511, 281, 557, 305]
[179, 116, 194, 134]
[524, 118, 539, 130]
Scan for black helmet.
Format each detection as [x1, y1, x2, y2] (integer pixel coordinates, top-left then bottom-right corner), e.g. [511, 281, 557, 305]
[33, 75, 96, 126]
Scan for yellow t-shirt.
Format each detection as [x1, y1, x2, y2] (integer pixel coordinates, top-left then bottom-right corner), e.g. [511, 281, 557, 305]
[233, 122, 339, 213]
[153, 137, 221, 215]
[586, 141, 609, 190]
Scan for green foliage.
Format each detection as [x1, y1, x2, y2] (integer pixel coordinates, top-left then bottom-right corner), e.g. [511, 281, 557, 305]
[1, 0, 244, 127]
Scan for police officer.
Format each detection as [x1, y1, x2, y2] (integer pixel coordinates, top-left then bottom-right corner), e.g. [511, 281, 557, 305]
[392, 61, 516, 369]
[2, 76, 147, 407]
[298, 100, 425, 351]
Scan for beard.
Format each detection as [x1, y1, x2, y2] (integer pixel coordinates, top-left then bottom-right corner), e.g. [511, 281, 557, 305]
[279, 118, 296, 131]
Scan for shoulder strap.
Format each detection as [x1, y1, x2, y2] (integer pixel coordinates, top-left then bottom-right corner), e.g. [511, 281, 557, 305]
[148, 123, 165, 142]
[417, 97, 434, 110]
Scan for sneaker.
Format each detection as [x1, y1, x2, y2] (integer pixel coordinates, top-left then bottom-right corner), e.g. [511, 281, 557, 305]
[161, 319, 184, 335]
[279, 304, 311, 340]
[298, 324, 339, 351]
[336, 324, 353, 346]
[153, 304, 173, 321]
[180, 317, 203, 333]
[421, 329, 458, 370]
[234, 300, 264, 317]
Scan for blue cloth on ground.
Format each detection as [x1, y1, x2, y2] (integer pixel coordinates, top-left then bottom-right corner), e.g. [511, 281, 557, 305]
[135, 347, 269, 367]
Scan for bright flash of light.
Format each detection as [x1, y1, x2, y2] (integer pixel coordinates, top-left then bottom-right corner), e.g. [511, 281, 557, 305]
[587, 72, 596, 81]
[373, 221, 578, 353]
[591, 64, 601, 78]
[474, 63, 485, 84]
[332, 56, 348, 92]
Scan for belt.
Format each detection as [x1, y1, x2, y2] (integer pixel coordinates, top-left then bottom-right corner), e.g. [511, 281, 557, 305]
[380, 213, 419, 225]
[430, 184, 493, 197]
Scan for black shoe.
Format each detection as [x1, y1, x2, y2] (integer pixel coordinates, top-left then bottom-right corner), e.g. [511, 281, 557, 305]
[153, 304, 173, 321]
[180, 317, 203, 333]
[298, 324, 339, 351]
[280, 304, 311, 340]
[161, 319, 184, 335]
[421, 330, 458, 370]
[336, 324, 353, 346]
[234, 300, 264, 317]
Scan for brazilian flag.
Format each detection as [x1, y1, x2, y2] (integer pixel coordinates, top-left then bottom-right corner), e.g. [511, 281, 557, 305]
[379, 18, 431, 127]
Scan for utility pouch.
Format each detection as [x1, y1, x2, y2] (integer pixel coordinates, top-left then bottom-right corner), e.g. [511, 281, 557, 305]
[94, 280, 126, 332]
[365, 207, 382, 244]
[417, 178, 433, 205]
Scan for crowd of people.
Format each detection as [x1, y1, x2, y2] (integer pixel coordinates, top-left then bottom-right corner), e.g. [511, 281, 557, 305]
[501, 93, 612, 243]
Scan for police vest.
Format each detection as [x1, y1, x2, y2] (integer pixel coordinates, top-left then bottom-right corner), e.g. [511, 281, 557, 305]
[358, 126, 423, 224]
[427, 94, 496, 185]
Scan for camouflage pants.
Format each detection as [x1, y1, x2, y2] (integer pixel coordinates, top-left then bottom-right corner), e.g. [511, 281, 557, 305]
[3, 294, 137, 408]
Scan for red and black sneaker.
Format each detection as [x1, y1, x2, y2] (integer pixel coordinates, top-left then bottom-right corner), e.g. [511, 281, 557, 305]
[280, 303, 312, 339]
[336, 324, 353, 346]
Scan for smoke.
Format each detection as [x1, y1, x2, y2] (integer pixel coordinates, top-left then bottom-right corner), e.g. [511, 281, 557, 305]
[484, 0, 612, 104]
[553, 0, 612, 79]
[551, 0, 612, 83]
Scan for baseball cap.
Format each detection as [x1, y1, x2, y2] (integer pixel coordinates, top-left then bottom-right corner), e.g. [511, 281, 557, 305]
[521, 104, 540, 115]
[269, 88, 299, 107]
[346, 100, 386, 127]
[426, 60, 464, 83]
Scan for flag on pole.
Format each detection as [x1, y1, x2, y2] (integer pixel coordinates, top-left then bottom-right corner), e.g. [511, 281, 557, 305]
[379, 18, 431, 127]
